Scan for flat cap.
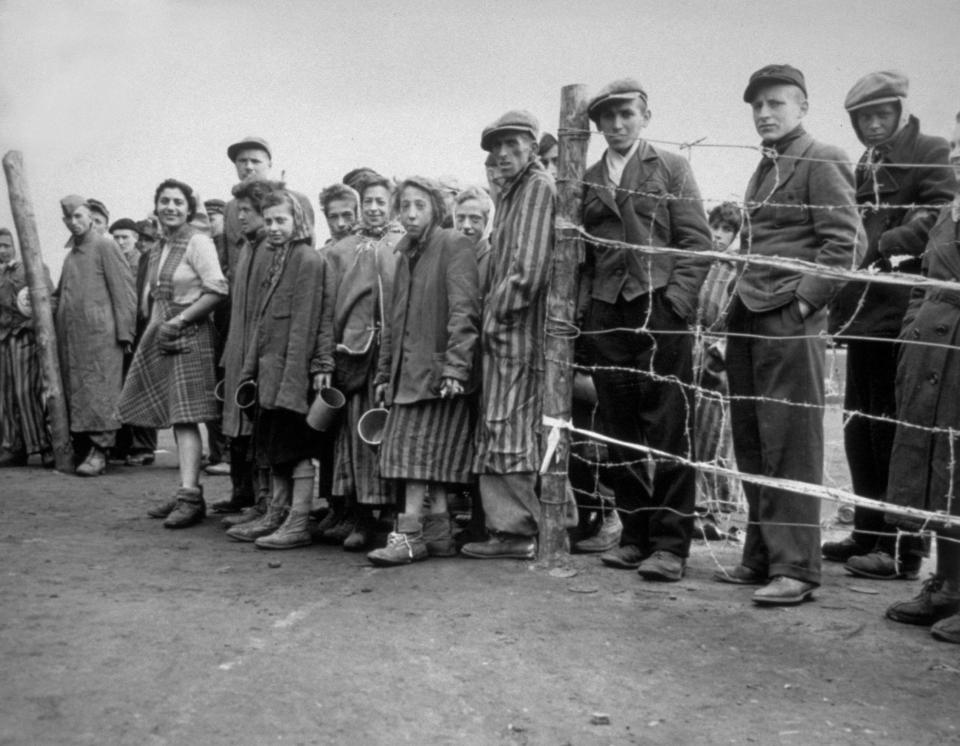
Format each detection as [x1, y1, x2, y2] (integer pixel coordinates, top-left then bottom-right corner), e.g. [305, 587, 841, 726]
[845, 70, 909, 112]
[136, 219, 159, 240]
[60, 194, 87, 217]
[203, 198, 226, 215]
[227, 135, 272, 162]
[109, 218, 139, 234]
[743, 64, 807, 102]
[86, 198, 109, 220]
[587, 78, 648, 122]
[481, 110, 540, 152]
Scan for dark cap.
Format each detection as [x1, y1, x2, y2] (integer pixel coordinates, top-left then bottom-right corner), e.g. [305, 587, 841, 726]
[86, 198, 109, 221]
[60, 194, 87, 217]
[845, 70, 909, 112]
[109, 218, 139, 234]
[587, 78, 648, 122]
[481, 110, 540, 151]
[743, 64, 807, 103]
[203, 199, 226, 215]
[136, 219, 159, 240]
[227, 136, 272, 162]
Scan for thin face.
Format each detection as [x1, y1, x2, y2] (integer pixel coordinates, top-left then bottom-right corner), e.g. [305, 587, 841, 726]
[455, 198, 487, 244]
[111, 229, 139, 254]
[208, 213, 224, 236]
[710, 224, 736, 251]
[597, 99, 650, 155]
[540, 145, 559, 178]
[362, 186, 391, 229]
[91, 213, 108, 232]
[0, 235, 14, 263]
[491, 132, 537, 180]
[235, 198, 263, 234]
[751, 84, 808, 144]
[263, 203, 295, 246]
[324, 198, 357, 240]
[234, 148, 271, 180]
[64, 205, 93, 237]
[398, 186, 434, 239]
[139, 237, 157, 254]
[156, 188, 189, 230]
[856, 103, 899, 146]
[949, 122, 960, 181]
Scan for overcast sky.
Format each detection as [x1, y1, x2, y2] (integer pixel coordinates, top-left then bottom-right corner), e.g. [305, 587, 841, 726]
[1, 0, 958, 276]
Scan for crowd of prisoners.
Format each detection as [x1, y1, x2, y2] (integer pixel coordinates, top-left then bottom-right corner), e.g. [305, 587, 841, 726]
[3, 64, 960, 643]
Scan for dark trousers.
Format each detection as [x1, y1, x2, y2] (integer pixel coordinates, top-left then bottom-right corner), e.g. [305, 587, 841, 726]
[585, 291, 695, 558]
[727, 299, 823, 584]
[844, 339, 900, 553]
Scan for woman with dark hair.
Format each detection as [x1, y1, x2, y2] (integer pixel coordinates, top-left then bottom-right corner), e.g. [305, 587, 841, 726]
[321, 174, 403, 550]
[118, 178, 228, 528]
[367, 176, 480, 566]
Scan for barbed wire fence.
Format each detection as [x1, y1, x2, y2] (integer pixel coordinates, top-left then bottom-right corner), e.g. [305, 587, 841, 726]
[537, 84, 959, 563]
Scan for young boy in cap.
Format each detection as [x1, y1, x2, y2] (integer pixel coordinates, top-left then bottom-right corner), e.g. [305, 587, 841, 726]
[578, 78, 712, 581]
[825, 71, 956, 579]
[714, 65, 864, 604]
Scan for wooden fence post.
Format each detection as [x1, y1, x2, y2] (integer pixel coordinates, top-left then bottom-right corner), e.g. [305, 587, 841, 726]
[3, 151, 73, 472]
[538, 84, 590, 559]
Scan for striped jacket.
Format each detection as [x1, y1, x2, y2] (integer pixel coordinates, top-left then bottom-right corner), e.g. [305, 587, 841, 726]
[475, 159, 556, 474]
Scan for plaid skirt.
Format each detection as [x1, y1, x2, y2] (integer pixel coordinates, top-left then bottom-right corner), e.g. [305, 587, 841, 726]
[118, 316, 219, 428]
[379, 396, 474, 484]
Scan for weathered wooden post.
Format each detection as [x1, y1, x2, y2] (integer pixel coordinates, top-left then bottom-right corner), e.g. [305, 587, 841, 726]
[3, 151, 73, 472]
[538, 84, 590, 559]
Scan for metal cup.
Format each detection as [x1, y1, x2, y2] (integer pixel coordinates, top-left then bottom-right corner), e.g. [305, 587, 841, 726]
[306, 387, 346, 432]
[357, 407, 389, 447]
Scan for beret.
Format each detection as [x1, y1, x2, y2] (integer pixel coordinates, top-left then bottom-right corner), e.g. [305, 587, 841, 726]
[743, 64, 807, 103]
[587, 78, 648, 121]
[481, 110, 540, 152]
[109, 218, 139, 233]
[227, 136, 272, 162]
[845, 70, 908, 112]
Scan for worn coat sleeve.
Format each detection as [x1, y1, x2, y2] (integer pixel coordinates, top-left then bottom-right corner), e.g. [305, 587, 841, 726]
[663, 158, 713, 322]
[795, 149, 864, 310]
[310, 254, 336, 375]
[878, 139, 956, 259]
[494, 176, 555, 322]
[443, 234, 480, 382]
[101, 239, 137, 344]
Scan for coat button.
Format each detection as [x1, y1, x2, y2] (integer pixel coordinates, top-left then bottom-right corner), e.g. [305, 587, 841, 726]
[936, 324, 948, 335]
[929, 372, 939, 384]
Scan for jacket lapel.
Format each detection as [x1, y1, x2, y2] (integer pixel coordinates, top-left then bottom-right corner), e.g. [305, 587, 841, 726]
[585, 159, 620, 217]
[747, 132, 810, 207]
[618, 142, 658, 206]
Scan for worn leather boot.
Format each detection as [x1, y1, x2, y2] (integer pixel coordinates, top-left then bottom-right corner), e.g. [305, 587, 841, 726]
[211, 460, 256, 513]
[343, 508, 377, 551]
[147, 496, 178, 519]
[221, 466, 269, 527]
[75, 446, 106, 477]
[163, 486, 206, 529]
[255, 461, 314, 550]
[226, 472, 289, 542]
[574, 506, 622, 553]
[422, 513, 457, 557]
[367, 514, 428, 566]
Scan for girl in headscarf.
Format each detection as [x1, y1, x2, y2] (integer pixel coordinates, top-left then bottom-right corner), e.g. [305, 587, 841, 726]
[230, 189, 334, 549]
[368, 177, 480, 566]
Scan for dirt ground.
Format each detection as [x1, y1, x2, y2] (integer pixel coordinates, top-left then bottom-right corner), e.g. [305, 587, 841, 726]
[2, 410, 959, 746]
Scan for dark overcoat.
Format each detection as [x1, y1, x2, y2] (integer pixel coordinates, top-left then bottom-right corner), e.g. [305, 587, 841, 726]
[830, 116, 955, 337]
[375, 226, 479, 405]
[887, 205, 960, 515]
[241, 240, 334, 414]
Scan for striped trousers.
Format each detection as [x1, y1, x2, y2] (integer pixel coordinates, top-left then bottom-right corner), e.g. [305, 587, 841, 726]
[0, 331, 51, 455]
